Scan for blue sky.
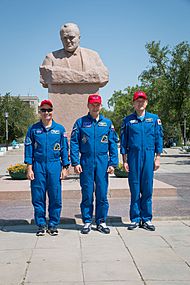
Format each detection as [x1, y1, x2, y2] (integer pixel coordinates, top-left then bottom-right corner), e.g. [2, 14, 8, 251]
[0, 0, 190, 107]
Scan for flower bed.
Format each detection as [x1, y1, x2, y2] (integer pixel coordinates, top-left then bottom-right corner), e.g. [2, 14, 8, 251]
[114, 163, 128, 178]
[7, 163, 27, 180]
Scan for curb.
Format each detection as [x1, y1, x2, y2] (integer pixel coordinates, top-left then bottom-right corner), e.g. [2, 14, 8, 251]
[1, 216, 190, 227]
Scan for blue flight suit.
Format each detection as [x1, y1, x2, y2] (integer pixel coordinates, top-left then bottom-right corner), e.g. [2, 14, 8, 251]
[70, 113, 118, 225]
[120, 111, 163, 223]
[24, 120, 70, 227]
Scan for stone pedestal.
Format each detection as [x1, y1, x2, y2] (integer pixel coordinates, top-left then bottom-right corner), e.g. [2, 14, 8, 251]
[48, 83, 100, 137]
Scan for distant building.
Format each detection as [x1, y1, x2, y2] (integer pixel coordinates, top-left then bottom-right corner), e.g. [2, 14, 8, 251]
[19, 96, 39, 114]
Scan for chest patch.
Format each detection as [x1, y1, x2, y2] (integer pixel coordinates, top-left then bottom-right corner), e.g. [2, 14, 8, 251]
[35, 129, 43, 134]
[54, 143, 61, 150]
[130, 120, 138, 124]
[82, 122, 92, 128]
[82, 135, 88, 144]
[145, 118, 153, 123]
[98, 122, 107, 127]
[101, 135, 108, 143]
[51, 130, 60, 134]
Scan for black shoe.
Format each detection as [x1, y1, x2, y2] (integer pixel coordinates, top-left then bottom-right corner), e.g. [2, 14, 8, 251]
[128, 222, 139, 230]
[47, 226, 59, 236]
[81, 223, 92, 234]
[97, 223, 110, 234]
[36, 225, 46, 236]
[141, 221, 155, 231]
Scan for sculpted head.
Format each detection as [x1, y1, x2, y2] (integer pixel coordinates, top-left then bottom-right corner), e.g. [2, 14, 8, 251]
[60, 23, 80, 53]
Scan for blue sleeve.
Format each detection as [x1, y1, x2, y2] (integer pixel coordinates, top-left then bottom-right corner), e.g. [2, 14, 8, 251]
[70, 121, 80, 166]
[24, 126, 34, 165]
[155, 116, 163, 154]
[120, 119, 128, 155]
[108, 122, 119, 167]
[60, 127, 70, 167]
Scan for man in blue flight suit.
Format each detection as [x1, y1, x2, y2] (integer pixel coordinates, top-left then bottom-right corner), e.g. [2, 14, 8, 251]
[24, 99, 70, 236]
[70, 94, 118, 234]
[120, 91, 163, 231]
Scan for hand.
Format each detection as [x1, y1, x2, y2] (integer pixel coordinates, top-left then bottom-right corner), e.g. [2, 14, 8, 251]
[74, 165, 83, 174]
[154, 157, 160, 171]
[27, 165, 34, 180]
[60, 168, 69, 180]
[107, 166, 115, 174]
[123, 162, 129, 172]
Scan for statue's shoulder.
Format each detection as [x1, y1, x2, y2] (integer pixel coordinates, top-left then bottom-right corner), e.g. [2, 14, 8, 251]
[80, 47, 98, 56]
[46, 48, 66, 59]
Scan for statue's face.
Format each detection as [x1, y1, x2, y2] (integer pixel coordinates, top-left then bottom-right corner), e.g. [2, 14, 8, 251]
[61, 28, 80, 53]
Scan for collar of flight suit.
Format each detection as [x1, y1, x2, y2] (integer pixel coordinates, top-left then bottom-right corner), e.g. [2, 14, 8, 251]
[39, 119, 56, 131]
[87, 112, 104, 122]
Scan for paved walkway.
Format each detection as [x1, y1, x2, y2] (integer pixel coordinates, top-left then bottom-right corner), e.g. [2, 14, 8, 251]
[1, 221, 190, 285]
[0, 147, 190, 284]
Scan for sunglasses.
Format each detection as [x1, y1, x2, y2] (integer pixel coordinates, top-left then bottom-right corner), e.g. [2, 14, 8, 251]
[40, 108, 53, 113]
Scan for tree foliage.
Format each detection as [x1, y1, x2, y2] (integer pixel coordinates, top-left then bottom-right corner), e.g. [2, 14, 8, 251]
[102, 86, 145, 134]
[0, 93, 37, 144]
[103, 41, 190, 145]
[139, 41, 190, 143]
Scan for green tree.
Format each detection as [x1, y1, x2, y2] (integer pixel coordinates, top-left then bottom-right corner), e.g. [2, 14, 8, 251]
[0, 93, 37, 144]
[102, 85, 145, 134]
[139, 41, 190, 144]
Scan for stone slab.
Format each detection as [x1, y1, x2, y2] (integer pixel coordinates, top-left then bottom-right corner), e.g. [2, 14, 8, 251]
[0, 176, 177, 200]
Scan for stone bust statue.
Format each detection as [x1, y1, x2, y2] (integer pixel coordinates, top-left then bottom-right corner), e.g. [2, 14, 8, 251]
[40, 23, 109, 89]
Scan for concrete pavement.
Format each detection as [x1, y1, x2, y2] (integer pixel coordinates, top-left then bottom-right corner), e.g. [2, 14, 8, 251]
[0, 146, 190, 284]
[1, 220, 190, 285]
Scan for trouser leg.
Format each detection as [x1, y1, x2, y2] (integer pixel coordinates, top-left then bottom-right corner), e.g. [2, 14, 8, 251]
[128, 150, 141, 223]
[46, 161, 62, 227]
[140, 150, 154, 222]
[80, 156, 94, 223]
[31, 162, 46, 226]
[94, 155, 109, 225]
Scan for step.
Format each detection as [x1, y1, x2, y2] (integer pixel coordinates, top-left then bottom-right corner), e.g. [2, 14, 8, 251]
[0, 176, 177, 200]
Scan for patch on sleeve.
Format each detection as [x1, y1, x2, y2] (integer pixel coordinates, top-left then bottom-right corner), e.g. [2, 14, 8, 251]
[157, 119, 162, 125]
[24, 137, 32, 146]
[63, 132, 67, 137]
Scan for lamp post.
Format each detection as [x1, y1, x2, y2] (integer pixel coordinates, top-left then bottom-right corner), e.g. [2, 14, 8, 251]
[4, 112, 9, 151]
[183, 112, 187, 146]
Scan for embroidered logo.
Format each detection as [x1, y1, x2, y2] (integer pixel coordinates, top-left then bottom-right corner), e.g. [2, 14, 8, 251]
[130, 120, 138, 124]
[54, 143, 61, 150]
[82, 135, 88, 144]
[51, 130, 60, 134]
[98, 122, 107, 127]
[24, 137, 32, 145]
[82, 122, 92, 128]
[145, 118, 153, 123]
[101, 135, 108, 143]
[35, 129, 43, 134]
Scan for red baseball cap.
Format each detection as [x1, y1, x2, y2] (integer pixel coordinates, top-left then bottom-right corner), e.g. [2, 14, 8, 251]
[88, 94, 102, 104]
[40, 99, 53, 108]
[133, 91, 147, 101]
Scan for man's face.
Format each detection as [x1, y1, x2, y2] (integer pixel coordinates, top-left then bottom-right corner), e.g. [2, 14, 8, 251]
[40, 104, 53, 121]
[61, 28, 80, 53]
[133, 98, 148, 113]
[88, 102, 102, 117]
